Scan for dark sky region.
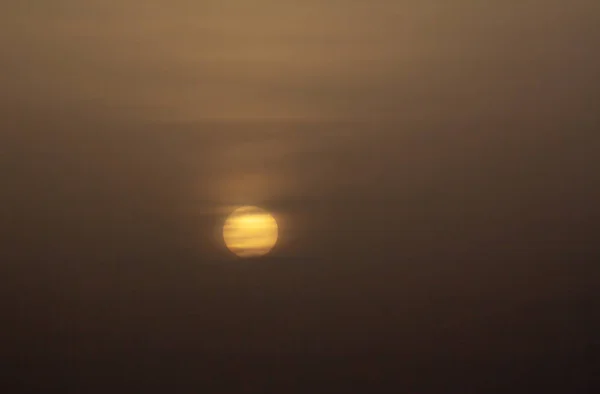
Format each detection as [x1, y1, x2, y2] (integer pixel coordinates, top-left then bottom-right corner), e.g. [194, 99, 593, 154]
[1, 1, 599, 392]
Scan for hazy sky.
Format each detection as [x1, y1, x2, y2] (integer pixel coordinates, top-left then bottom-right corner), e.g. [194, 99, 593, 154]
[2, 1, 598, 121]
[1, 2, 599, 391]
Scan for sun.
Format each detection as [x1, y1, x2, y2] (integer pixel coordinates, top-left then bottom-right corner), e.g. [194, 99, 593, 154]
[223, 206, 278, 258]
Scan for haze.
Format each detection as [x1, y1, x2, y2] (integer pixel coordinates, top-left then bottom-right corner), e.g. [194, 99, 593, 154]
[1, 1, 598, 392]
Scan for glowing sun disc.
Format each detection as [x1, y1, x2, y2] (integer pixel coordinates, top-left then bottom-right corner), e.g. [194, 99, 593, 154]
[223, 206, 278, 258]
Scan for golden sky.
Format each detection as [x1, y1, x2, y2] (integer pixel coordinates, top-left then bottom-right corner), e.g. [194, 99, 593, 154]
[2, 1, 598, 121]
